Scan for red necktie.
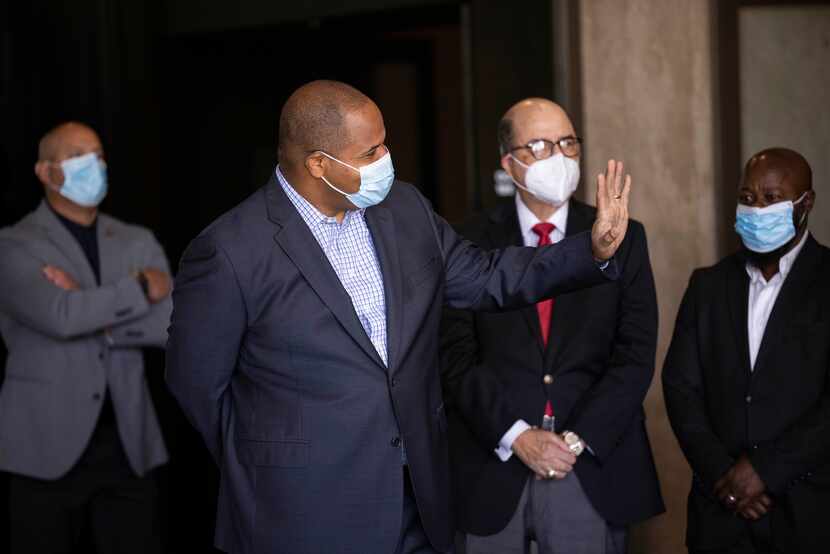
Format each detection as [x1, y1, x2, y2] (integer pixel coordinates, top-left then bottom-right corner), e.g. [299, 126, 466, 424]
[532, 222, 556, 420]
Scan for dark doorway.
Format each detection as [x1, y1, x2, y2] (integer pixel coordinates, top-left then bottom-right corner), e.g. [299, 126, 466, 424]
[159, 7, 465, 263]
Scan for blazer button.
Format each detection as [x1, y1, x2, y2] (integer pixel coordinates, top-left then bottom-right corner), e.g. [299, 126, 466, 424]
[390, 378, 397, 388]
[543, 374, 554, 385]
[391, 437, 401, 448]
[92, 393, 101, 401]
[99, 352, 105, 360]
[745, 395, 752, 404]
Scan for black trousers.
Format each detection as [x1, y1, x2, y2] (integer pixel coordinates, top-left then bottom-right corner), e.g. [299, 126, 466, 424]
[691, 517, 780, 554]
[8, 419, 161, 554]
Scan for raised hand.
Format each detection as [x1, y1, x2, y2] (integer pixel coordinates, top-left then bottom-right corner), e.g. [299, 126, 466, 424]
[43, 265, 80, 291]
[511, 428, 577, 480]
[591, 159, 631, 261]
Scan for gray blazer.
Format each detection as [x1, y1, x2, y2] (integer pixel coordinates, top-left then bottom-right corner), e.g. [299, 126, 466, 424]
[0, 201, 171, 479]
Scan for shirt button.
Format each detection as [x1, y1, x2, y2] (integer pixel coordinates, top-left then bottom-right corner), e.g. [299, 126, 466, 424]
[92, 393, 101, 401]
[543, 374, 554, 385]
[745, 395, 752, 404]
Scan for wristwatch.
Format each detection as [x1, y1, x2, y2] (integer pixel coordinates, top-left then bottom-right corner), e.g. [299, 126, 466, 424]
[562, 430, 585, 456]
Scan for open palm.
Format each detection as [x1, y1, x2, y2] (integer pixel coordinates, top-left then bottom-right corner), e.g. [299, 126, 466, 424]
[591, 159, 631, 261]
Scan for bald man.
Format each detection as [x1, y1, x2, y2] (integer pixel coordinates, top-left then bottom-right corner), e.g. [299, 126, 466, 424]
[166, 81, 632, 554]
[439, 98, 664, 554]
[0, 122, 172, 553]
[664, 147, 830, 553]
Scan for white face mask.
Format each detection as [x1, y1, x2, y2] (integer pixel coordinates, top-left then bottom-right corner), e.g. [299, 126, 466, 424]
[509, 153, 580, 206]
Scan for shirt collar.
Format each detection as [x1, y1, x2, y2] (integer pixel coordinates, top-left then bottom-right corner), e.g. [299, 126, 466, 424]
[276, 166, 360, 228]
[515, 193, 569, 240]
[745, 231, 810, 285]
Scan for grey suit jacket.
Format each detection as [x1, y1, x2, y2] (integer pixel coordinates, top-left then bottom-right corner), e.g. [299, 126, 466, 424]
[0, 201, 171, 479]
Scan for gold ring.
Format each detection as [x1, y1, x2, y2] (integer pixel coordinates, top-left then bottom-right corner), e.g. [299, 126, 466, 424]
[547, 469, 557, 479]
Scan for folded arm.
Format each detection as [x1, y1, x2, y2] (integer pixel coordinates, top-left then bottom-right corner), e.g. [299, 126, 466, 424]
[108, 232, 174, 348]
[0, 237, 150, 340]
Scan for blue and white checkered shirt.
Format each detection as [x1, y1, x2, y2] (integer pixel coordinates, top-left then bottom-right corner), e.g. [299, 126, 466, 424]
[276, 167, 388, 366]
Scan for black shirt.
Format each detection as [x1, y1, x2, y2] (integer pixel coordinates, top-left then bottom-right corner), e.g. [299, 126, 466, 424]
[49, 202, 115, 426]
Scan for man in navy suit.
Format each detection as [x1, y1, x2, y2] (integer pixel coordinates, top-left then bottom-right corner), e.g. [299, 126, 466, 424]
[165, 80, 633, 554]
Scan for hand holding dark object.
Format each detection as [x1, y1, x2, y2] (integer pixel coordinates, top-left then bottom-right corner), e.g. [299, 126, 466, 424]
[512, 428, 576, 480]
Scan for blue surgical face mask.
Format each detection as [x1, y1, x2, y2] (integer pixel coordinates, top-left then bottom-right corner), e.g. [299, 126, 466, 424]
[57, 152, 108, 207]
[319, 149, 395, 209]
[734, 192, 807, 253]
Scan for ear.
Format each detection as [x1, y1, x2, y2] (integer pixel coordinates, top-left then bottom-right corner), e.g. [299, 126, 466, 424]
[305, 152, 327, 179]
[803, 190, 816, 215]
[34, 160, 61, 189]
[500, 153, 513, 177]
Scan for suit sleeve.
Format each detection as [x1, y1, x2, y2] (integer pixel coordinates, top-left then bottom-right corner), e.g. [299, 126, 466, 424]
[749, 364, 830, 494]
[165, 233, 247, 463]
[565, 224, 658, 462]
[662, 271, 734, 489]
[414, 194, 615, 310]
[440, 305, 525, 452]
[107, 230, 173, 349]
[0, 236, 150, 340]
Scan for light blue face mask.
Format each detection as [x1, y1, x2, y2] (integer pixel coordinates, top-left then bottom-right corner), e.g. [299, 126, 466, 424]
[734, 192, 807, 253]
[58, 152, 108, 207]
[319, 149, 395, 209]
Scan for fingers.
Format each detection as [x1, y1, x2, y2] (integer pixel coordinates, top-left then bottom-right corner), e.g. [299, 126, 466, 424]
[622, 173, 632, 203]
[613, 161, 623, 199]
[596, 170, 607, 211]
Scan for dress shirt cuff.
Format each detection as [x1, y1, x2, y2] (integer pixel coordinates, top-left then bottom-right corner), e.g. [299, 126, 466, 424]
[495, 419, 532, 462]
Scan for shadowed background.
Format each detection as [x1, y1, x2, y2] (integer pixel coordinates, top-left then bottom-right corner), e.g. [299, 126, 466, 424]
[1, 1, 828, 552]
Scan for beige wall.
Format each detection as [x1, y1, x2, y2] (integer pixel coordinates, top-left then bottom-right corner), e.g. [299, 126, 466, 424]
[739, 5, 830, 245]
[579, 1, 720, 552]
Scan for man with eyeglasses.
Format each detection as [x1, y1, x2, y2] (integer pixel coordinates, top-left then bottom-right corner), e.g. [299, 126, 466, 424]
[440, 98, 664, 553]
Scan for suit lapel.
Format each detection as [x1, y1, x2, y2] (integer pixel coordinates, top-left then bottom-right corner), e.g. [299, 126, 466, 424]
[364, 205, 402, 373]
[727, 255, 752, 375]
[265, 176, 386, 370]
[753, 236, 822, 376]
[545, 201, 592, 369]
[35, 201, 98, 288]
[97, 215, 121, 285]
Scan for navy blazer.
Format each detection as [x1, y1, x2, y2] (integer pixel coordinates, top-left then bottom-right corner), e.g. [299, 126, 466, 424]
[165, 175, 614, 554]
[440, 200, 664, 535]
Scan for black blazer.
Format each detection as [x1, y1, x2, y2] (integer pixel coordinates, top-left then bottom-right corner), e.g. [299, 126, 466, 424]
[165, 177, 616, 554]
[663, 235, 830, 553]
[440, 199, 665, 536]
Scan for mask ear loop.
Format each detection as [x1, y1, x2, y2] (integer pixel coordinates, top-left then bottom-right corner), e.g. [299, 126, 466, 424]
[793, 191, 810, 227]
[316, 150, 360, 197]
[506, 154, 535, 196]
